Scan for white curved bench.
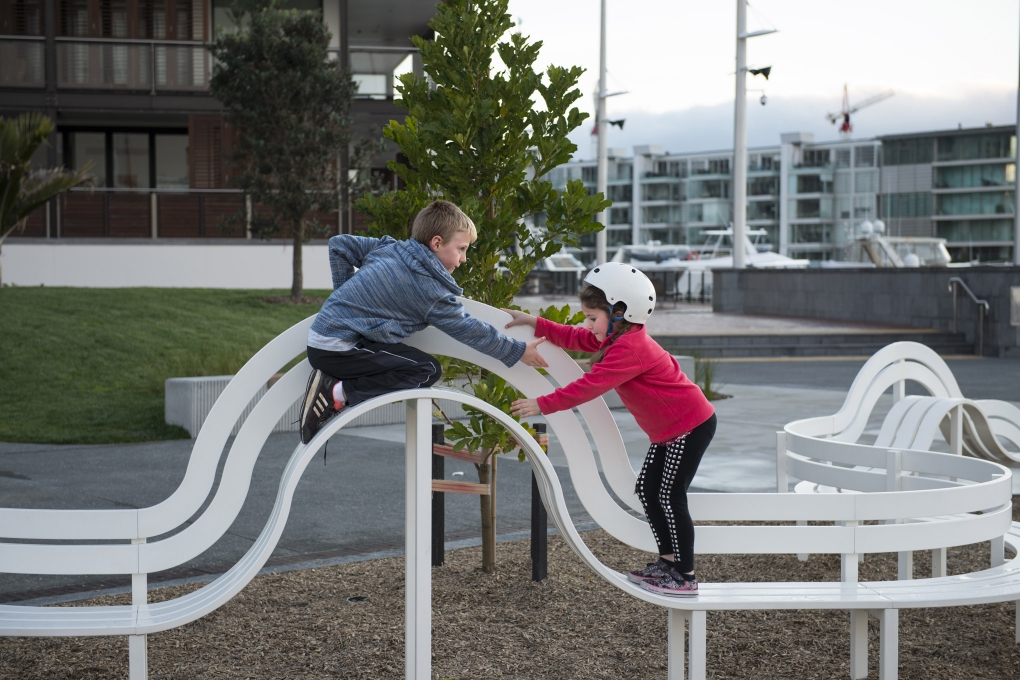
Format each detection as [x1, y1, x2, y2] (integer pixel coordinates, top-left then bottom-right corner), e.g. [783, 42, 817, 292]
[3, 306, 1019, 680]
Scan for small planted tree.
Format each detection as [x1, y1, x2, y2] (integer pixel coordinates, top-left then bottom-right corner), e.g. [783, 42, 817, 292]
[210, 1, 356, 301]
[0, 113, 93, 285]
[357, 0, 607, 571]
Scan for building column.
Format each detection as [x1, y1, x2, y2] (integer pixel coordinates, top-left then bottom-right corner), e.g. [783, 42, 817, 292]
[779, 142, 792, 256]
[338, 0, 350, 235]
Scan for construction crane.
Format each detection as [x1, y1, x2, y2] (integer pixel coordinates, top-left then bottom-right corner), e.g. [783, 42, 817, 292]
[826, 85, 894, 137]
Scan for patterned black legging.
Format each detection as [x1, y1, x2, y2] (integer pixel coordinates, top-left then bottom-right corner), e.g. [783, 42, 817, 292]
[634, 414, 716, 574]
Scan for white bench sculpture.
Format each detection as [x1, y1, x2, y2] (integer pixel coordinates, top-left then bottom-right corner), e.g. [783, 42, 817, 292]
[2, 304, 1019, 680]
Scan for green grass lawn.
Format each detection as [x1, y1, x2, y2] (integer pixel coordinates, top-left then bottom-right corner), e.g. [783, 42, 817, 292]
[0, 288, 328, 444]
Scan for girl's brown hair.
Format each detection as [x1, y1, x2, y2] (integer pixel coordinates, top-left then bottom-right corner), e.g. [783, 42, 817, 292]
[580, 284, 635, 364]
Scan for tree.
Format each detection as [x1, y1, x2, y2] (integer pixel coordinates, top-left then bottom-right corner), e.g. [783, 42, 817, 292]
[0, 113, 93, 285]
[356, 0, 608, 307]
[210, 2, 356, 301]
[356, 0, 608, 572]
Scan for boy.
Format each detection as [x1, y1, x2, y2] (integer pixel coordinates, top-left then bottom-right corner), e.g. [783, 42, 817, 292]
[300, 199, 548, 444]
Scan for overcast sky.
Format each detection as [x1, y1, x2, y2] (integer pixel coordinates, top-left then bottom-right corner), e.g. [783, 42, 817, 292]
[506, 0, 1020, 157]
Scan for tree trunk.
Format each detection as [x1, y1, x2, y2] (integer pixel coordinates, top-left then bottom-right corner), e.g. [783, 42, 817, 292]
[291, 219, 303, 300]
[477, 456, 497, 573]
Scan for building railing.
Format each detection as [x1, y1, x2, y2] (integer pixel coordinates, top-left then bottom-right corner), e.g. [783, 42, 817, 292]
[1, 37, 416, 97]
[948, 276, 990, 357]
[55, 37, 211, 92]
[11, 187, 345, 240]
[0, 36, 44, 87]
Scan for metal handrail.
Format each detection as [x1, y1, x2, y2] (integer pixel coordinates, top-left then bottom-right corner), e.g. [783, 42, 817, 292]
[948, 276, 990, 357]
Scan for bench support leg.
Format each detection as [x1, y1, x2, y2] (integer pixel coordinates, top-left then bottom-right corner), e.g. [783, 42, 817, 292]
[897, 551, 913, 580]
[850, 611, 868, 679]
[877, 609, 898, 680]
[128, 635, 147, 680]
[841, 553, 859, 583]
[405, 399, 432, 680]
[667, 610, 684, 680]
[991, 535, 1005, 568]
[931, 548, 947, 578]
[688, 610, 706, 680]
[796, 520, 808, 562]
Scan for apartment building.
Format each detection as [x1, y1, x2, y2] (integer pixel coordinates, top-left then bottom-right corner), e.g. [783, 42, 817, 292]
[552, 126, 1011, 264]
[0, 0, 429, 240]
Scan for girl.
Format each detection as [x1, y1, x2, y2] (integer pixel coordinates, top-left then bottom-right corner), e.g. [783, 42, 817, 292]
[505, 262, 716, 597]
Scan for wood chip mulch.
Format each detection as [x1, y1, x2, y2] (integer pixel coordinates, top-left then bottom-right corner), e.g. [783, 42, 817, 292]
[2, 500, 1018, 679]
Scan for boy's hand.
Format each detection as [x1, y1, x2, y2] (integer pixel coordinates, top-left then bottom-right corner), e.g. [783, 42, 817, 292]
[511, 397, 542, 418]
[501, 308, 538, 329]
[521, 337, 549, 368]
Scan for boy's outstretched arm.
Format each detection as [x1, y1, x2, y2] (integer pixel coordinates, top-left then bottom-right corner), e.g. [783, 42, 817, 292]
[427, 296, 547, 368]
[328, 234, 395, 290]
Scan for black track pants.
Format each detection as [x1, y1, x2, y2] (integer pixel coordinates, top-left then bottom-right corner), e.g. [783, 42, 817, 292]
[306, 342, 442, 407]
[634, 414, 716, 573]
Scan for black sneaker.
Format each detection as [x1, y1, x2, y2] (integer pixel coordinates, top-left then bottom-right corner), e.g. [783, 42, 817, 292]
[627, 558, 672, 585]
[300, 369, 339, 444]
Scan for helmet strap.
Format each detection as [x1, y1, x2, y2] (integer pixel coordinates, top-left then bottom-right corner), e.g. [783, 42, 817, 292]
[606, 315, 625, 337]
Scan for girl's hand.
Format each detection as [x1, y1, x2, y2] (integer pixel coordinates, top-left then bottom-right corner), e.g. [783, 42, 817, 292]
[511, 397, 542, 418]
[501, 308, 538, 329]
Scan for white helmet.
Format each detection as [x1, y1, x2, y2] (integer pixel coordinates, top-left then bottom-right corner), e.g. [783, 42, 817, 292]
[583, 262, 657, 324]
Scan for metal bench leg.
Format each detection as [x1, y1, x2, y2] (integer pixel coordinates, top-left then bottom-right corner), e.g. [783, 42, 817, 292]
[869, 609, 898, 680]
[850, 610, 868, 679]
[688, 610, 706, 680]
[897, 551, 913, 580]
[841, 552, 859, 583]
[931, 548, 947, 578]
[668, 610, 685, 680]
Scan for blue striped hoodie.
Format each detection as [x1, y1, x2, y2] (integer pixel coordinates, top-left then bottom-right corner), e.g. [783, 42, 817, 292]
[308, 235, 526, 368]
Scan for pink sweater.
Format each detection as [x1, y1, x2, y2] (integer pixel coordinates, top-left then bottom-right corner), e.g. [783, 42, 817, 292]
[534, 318, 715, 444]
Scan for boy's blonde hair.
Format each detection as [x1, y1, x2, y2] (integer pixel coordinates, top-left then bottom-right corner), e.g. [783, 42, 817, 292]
[411, 200, 477, 245]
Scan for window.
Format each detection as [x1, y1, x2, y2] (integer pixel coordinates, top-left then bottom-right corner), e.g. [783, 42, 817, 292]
[883, 137, 934, 166]
[834, 173, 852, 194]
[689, 179, 728, 199]
[935, 163, 1016, 189]
[854, 145, 876, 167]
[72, 132, 107, 186]
[609, 206, 631, 225]
[669, 160, 687, 178]
[707, 158, 730, 175]
[936, 133, 1016, 162]
[936, 219, 1014, 242]
[855, 171, 877, 193]
[607, 229, 632, 246]
[616, 163, 632, 181]
[801, 149, 830, 168]
[748, 176, 777, 196]
[797, 199, 820, 218]
[837, 197, 851, 219]
[881, 192, 932, 218]
[642, 205, 680, 225]
[791, 223, 832, 243]
[581, 166, 597, 183]
[608, 184, 632, 202]
[686, 203, 703, 222]
[935, 191, 1013, 216]
[747, 201, 776, 221]
[112, 132, 149, 188]
[5, 0, 42, 34]
[795, 175, 828, 193]
[155, 134, 188, 188]
[853, 195, 875, 219]
[835, 148, 851, 169]
[642, 182, 680, 202]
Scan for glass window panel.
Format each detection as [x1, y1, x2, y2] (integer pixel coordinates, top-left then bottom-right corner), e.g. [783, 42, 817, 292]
[837, 197, 851, 219]
[609, 206, 631, 225]
[72, 132, 107, 186]
[936, 219, 1014, 242]
[855, 171, 877, 193]
[835, 148, 851, 169]
[112, 132, 149, 188]
[155, 134, 188, 188]
[834, 173, 852, 194]
[607, 229, 632, 246]
[608, 184, 632, 202]
[854, 145, 875, 167]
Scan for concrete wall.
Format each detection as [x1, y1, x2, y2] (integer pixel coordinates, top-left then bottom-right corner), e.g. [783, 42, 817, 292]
[714, 267, 1020, 358]
[2, 241, 334, 289]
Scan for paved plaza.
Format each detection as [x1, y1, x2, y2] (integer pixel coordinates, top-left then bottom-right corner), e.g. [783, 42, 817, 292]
[2, 354, 1017, 604]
